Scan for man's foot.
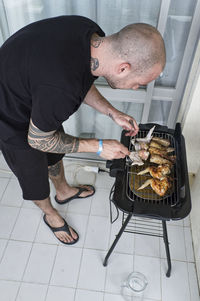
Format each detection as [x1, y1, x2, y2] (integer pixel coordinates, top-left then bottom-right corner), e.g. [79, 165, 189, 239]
[55, 185, 95, 205]
[43, 211, 79, 244]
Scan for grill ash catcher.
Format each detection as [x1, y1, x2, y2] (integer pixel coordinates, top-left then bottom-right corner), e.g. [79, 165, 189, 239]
[104, 123, 191, 277]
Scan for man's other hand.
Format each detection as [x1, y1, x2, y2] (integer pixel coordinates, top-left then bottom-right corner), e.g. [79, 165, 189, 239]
[110, 111, 139, 136]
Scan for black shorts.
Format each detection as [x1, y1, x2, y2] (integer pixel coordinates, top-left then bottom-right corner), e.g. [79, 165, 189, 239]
[0, 140, 65, 200]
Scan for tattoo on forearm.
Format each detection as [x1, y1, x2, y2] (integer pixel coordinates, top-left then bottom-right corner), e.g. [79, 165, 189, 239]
[91, 34, 104, 48]
[28, 121, 79, 154]
[91, 57, 99, 71]
[109, 113, 114, 120]
[48, 161, 61, 177]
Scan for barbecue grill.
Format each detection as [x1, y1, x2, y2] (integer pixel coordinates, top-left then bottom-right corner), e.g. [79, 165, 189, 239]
[103, 123, 191, 277]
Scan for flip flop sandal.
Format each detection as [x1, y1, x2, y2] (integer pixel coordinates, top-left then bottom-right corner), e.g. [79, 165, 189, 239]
[54, 185, 95, 205]
[43, 214, 79, 245]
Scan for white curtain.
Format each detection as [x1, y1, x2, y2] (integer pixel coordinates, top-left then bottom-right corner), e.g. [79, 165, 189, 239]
[0, 0, 160, 141]
[0, 0, 196, 141]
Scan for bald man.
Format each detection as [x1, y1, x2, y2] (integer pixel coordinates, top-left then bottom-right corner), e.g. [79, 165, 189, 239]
[0, 16, 165, 244]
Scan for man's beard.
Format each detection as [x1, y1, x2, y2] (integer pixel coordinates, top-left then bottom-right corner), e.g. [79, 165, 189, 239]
[104, 76, 118, 89]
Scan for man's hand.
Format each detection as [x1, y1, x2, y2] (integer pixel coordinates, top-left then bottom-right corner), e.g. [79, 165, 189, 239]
[109, 111, 139, 136]
[99, 139, 130, 160]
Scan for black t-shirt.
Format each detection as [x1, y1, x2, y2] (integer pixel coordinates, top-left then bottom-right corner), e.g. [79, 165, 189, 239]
[0, 15, 105, 148]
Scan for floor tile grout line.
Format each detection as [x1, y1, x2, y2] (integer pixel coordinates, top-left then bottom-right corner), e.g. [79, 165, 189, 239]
[0, 235, 196, 263]
[1, 230, 198, 260]
[183, 221, 193, 263]
[0, 176, 11, 204]
[186, 261, 193, 301]
[14, 209, 44, 296]
[74, 181, 94, 298]
[159, 248, 163, 301]
[188, 261, 200, 298]
[0, 238, 9, 267]
[184, 224, 197, 301]
[14, 240, 35, 301]
[102, 205, 113, 295]
[43, 242, 60, 301]
[64, 165, 95, 301]
[0, 202, 23, 268]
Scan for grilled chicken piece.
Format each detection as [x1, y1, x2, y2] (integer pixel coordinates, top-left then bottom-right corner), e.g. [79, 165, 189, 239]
[136, 126, 155, 143]
[137, 177, 171, 196]
[152, 137, 170, 147]
[138, 150, 149, 161]
[131, 139, 149, 151]
[149, 147, 174, 156]
[137, 164, 171, 179]
[150, 154, 172, 166]
[129, 152, 144, 166]
[139, 142, 149, 150]
[150, 141, 166, 150]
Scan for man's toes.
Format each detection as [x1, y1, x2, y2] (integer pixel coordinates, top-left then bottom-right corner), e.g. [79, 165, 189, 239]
[69, 227, 78, 240]
[80, 185, 94, 197]
[56, 229, 77, 243]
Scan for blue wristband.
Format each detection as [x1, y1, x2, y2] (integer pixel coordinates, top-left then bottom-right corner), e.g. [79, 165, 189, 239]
[96, 139, 103, 155]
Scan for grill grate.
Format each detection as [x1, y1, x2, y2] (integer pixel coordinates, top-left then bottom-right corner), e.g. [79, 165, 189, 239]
[126, 130, 178, 207]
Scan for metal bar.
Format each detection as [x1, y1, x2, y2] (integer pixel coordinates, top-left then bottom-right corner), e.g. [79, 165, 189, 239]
[141, 0, 171, 123]
[167, 0, 200, 127]
[126, 220, 162, 227]
[152, 87, 175, 101]
[103, 213, 133, 266]
[124, 230, 163, 238]
[125, 224, 162, 232]
[157, 0, 171, 36]
[162, 220, 172, 277]
[128, 220, 163, 227]
[141, 82, 154, 123]
[63, 155, 105, 164]
[96, 85, 146, 103]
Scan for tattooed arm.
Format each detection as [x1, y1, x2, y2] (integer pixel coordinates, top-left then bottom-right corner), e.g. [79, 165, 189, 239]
[27, 119, 130, 159]
[27, 119, 98, 154]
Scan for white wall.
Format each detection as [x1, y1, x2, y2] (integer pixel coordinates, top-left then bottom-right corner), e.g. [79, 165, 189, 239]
[183, 73, 200, 174]
[190, 167, 200, 285]
[182, 66, 200, 285]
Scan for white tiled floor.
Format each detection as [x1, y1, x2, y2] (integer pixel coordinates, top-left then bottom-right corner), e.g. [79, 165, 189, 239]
[0, 154, 199, 301]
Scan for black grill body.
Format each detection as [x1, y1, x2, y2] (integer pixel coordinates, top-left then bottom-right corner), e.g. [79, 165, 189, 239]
[103, 123, 191, 277]
[108, 123, 191, 220]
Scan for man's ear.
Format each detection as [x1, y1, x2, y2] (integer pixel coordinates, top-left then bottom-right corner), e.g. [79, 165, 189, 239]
[117, 62, 131, 74]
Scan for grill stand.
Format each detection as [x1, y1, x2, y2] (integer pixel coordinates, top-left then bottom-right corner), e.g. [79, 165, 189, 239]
[103, 213, 172, 277]
[103, 213, 132, 267]
[162, 220, 171, 277]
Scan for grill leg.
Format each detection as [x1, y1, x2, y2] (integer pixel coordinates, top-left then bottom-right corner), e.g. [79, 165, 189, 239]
[103, 213, 133, 267]
[162, 221, 171, 277]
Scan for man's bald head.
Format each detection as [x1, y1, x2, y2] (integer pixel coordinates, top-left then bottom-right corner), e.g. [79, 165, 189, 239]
[109, 23, 166, 75]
